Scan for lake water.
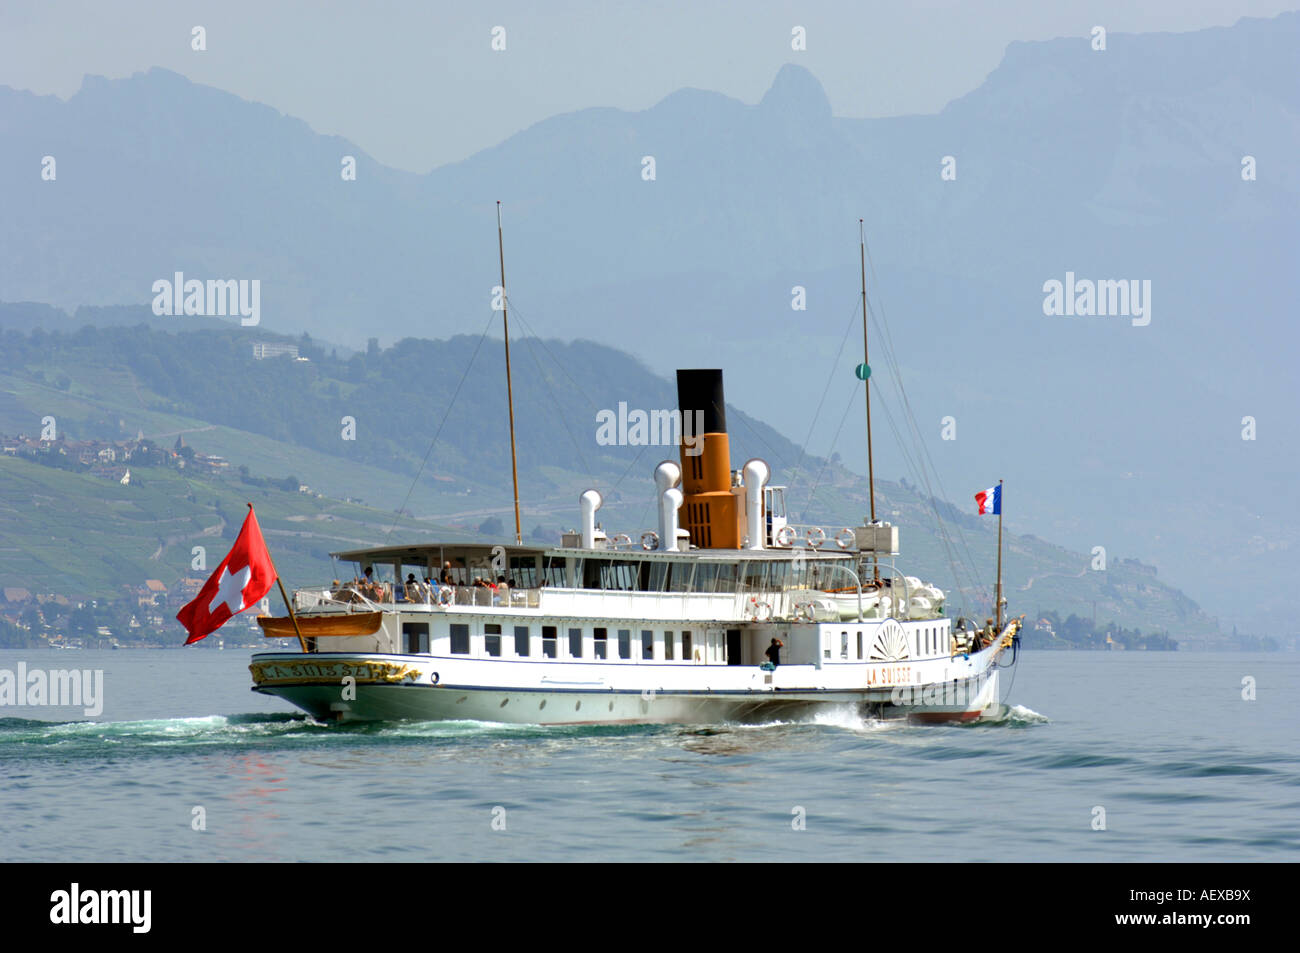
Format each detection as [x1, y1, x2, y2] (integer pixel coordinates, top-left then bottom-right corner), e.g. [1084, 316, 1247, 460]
[1, 648, 1295, 862]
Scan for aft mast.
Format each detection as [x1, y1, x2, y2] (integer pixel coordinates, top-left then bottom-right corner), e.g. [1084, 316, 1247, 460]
[859, 220, 879, 583]
[497, 201, 523, 545]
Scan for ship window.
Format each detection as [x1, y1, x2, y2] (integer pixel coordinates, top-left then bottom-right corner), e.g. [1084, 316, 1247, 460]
[693, 563, 720, 593]
[542, 625, 557, 658]
[641, 629, 653, 660]
[767, 562, 790, 591]
[597, 561, 637, 591]
[485, 623, 502, 658]
[713, 562, 738, 594]
[791, 556, 809, 588]
[648, 562, 670, 592]
[857, 631, 863, 659]
[543, 557, 568, 587]
[740, 561, 768, 592]
[403, 622, 429, 654]
[669, 562, 694, 592]
[841, 631, 849, 660]
[450, 623, 470, 655]
[618, 628, 631, 659]
[681, 630, 693, 661]
[508, 556, 538, 589]
[593, 627, 608, 659]
[514, 625, 530, 657]
[664, 631, 675, 660]
[569, 627, 583, 658]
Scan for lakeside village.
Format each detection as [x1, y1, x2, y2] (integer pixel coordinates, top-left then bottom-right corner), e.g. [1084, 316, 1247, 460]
[0, 430, 1281, 653]
[0, 428, 304, 650]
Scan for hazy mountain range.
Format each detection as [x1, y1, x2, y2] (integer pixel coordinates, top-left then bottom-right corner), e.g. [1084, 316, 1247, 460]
[0, 13, 1295, 632]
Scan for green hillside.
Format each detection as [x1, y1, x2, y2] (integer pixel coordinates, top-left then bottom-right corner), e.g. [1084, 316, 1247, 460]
[0, 453, 467, 600]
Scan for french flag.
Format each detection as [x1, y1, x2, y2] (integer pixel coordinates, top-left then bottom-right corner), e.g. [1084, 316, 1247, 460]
[975, 484, 1001, 515]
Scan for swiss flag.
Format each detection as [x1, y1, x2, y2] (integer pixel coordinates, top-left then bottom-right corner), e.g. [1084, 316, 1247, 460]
[177, 506, 277, 644]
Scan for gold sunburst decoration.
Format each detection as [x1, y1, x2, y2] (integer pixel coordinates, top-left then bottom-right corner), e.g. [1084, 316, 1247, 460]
[869, 620, 911, 662]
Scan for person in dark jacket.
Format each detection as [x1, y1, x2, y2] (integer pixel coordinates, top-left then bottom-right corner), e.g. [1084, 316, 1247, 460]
[764, 637, 784, 667]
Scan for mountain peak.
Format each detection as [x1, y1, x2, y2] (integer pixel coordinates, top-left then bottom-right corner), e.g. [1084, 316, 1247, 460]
[758, 64, 831, 121]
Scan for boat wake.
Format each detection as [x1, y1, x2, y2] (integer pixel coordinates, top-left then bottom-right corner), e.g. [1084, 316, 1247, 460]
[807, 705, 900, 732]
[0, 712, 664, 757]
[0, 701, 1048, 758]
[977, 703, 1050, 727]
[0, 712, 319, 752]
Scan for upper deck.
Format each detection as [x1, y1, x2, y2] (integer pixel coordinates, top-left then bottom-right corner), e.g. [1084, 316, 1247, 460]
[297, 539, 937, 625]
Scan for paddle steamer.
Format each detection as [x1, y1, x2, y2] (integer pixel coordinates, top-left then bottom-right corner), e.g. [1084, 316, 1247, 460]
[249, 222, 1022, 724]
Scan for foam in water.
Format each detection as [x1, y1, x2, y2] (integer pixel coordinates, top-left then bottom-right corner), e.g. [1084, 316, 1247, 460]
[808, 704, 897, 732]
[982, 703, 1050, 726]
[729, 704, 899, 733]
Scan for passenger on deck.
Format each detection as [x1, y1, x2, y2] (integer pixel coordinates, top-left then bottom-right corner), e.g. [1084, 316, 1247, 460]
[981, 618, 996, 648]
[440, 561, 453, 585]
[765, 637, 784, 668]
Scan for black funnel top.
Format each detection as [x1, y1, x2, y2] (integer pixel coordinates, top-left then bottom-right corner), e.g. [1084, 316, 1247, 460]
[676, 369, 727, 434]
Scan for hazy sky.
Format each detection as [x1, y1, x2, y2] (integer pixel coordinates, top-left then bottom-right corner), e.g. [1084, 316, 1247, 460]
[1, 0, 1295, 172]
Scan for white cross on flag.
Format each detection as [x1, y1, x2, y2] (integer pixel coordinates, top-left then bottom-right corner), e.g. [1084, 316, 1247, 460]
[176, 506, 277, 644]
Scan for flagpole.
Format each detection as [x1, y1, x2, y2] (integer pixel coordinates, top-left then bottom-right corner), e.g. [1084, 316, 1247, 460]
[250, 503, 309, 653]
[995, 479, 1004, 631]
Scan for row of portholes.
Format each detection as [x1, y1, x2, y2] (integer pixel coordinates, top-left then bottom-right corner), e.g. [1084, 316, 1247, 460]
[453, 696, 617, 712]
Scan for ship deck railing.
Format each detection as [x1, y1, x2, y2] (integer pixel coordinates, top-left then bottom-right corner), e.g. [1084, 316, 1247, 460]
[293, 584, 542, 612]
[291, 581, 927, 624]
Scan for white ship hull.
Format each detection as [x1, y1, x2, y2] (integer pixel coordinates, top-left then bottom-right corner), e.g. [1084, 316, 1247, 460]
[251, 625, 1014, 726]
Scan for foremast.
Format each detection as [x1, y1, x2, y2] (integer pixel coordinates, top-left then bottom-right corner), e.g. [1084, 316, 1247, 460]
[497, 201, 523, 545]
[859, 220, 879, 584]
